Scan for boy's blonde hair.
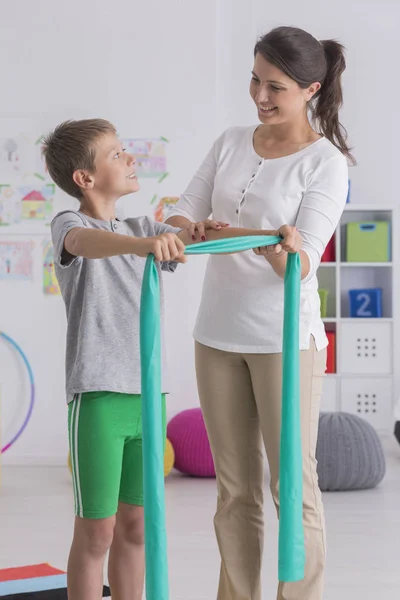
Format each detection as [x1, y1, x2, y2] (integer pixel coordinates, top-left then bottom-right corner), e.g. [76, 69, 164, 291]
[42, 119, 116, 199]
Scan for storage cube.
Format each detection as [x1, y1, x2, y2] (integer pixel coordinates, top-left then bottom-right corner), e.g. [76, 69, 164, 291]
[326, 331, 336, 373]
[348, 288, 383, 318]
[341, 378, 393, 430]
[340, 322, 392, 374]
[321, 236, 335, 262]
[318, 289, 329, 318]
[346, 221, 390, 262]
[321, 377, 337, 412]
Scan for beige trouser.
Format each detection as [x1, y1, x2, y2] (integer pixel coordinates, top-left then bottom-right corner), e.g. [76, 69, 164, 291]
[195, 339, 327, 600]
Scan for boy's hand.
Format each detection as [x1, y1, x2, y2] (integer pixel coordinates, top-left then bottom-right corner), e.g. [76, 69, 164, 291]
[188, 219, 230, 241]
[133, 233, 187, 263]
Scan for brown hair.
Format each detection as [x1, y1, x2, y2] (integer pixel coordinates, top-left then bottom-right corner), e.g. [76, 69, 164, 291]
[254, 26, 355, 165]
[42, 119, 117, 199]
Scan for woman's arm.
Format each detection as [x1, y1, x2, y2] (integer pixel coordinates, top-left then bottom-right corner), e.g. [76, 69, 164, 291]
[256, 154, 348, 281]
[165, 133, 230, 238]
[256, 240, 311, 279]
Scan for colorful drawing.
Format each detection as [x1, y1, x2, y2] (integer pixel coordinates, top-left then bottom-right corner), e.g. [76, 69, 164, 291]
[21, 186, 53, 222]
[0, 135, 30, 177]
[0, 240, 34, 281]
[0, 185, 21, 226]
[0, 119, 45, 181]
[1, 138, 19, 170]
[121, 138, 167, 178]
[43, 239, 60, 295]
[0, 183, 54, 228]
[33, 135, 50, 181]
[154, 196, 179, 222]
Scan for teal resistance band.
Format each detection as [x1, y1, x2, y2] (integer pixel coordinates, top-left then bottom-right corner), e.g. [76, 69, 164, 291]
[140, 235, 303, 599]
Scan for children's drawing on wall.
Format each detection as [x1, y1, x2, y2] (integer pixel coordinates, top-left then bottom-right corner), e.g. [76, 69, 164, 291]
[43, 238, 60, 296]
[0, 119, 38, 180]
[0, 185, 21, 226]
[33, 135, 50, 181]
[0, 240, 34, 281]
[20, 184, 54, 223]
[0, 137, 19, 174]
[0, 134, 31, 178]
[121, 137, 168, 180]
[0, 183, 55, 232]
[154, 196, 179, 222]
[0, 120, 53, 186]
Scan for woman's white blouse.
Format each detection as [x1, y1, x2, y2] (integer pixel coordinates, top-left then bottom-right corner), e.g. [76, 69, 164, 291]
[170, 125, 349, 353]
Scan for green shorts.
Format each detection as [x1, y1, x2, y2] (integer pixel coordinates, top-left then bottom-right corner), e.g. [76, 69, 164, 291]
[68, 391, 166, 519]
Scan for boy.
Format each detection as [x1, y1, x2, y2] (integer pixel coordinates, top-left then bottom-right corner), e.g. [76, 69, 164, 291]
[44, 119, 273, 600]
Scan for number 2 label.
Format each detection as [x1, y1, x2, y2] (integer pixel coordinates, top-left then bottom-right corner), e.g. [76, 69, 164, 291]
[357, 293, 372, 317]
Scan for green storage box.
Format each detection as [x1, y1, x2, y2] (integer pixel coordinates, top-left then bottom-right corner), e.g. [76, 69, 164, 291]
[318, 289, 329, 318]
[346, 221, 390, 262]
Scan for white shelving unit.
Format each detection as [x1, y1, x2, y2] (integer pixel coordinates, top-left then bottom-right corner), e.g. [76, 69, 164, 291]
[319, 205, 396, 432]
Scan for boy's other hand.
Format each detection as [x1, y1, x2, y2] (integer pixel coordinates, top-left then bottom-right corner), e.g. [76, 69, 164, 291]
[133, 233, 187, 263]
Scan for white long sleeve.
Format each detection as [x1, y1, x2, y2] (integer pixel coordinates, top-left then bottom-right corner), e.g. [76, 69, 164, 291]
[169, 125, 349, 353]
[169, 136, 224, 223]
[297, 153, 349, 283]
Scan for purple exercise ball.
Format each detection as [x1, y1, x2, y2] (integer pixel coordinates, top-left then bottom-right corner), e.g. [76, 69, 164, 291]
[167, 408, 216, 478]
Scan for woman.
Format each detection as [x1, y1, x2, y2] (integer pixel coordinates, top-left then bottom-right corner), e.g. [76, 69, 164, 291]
[166, 26, 353, 600]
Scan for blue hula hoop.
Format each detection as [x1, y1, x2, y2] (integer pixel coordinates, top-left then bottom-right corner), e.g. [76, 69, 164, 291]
[0, 331, 35, 454]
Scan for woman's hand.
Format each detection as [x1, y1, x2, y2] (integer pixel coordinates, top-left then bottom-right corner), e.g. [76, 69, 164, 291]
[278, 225, 303, 253]
[187, 219, 230, 241]
[253, 225, 302, 259]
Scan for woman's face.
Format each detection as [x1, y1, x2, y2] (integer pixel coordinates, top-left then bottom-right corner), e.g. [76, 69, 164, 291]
[250, 53, 320, 126]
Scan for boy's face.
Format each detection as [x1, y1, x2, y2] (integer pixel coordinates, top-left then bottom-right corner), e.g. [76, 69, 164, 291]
[90, 133, 140, 199]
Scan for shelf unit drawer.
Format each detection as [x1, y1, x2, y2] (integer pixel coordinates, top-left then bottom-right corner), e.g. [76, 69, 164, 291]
[341, 378, 393, 430]
[321, 377, 337, 412]
[340, 321, 392, 374]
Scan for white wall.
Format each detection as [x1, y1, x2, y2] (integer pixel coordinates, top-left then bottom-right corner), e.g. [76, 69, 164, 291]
[1, 0, 398, 464]
[0, 0, 217, 464]
[216, 0, 399, 205]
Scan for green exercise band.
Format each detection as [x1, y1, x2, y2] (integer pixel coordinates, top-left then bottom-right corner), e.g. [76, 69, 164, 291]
[140, 235, 303, 599]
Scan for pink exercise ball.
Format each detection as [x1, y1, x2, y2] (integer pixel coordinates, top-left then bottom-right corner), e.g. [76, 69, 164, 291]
[167, 408, 216, 477]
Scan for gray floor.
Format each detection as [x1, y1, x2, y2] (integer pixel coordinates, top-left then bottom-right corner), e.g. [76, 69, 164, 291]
[0, 436, 399, 599]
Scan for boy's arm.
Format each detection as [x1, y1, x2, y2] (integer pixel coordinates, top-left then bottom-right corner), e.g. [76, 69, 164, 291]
[64, 227, 186, 263]
[177, 226, 277, 247]
[65, 228, 139, 259]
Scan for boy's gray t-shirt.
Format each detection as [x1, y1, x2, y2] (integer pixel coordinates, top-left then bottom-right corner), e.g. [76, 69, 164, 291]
[51, 210, 180, 403]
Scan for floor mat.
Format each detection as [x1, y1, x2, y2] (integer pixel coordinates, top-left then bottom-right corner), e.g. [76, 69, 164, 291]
[0, 564, 111, 598]
[0, 564, 65, 582]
